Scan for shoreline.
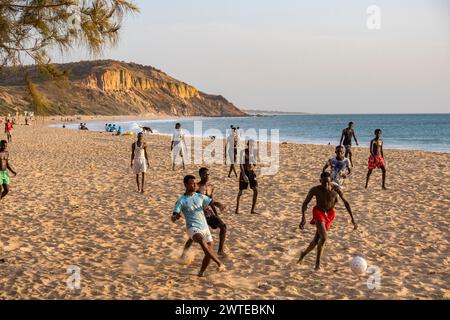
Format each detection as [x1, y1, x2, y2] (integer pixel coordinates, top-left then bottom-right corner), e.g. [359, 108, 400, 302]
[44, 115, 450, 156]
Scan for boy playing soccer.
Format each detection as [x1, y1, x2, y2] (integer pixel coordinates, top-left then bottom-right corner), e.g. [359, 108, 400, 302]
[172, 175, 225, 277]
[298, 172, 357, 270]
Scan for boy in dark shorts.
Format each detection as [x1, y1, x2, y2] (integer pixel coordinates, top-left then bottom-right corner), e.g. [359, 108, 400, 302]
[298, 172, 357, 270]
[235, 140, 258, 214]
[339, 122, 359, 167]
[181, 167, 228, 257]
[365, 129, 387, 190]
[0, 140, 17, 200]
[172, 175, 225, 277]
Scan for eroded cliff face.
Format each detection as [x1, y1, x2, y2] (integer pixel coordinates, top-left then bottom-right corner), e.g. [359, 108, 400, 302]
[0, 60, 246, 116]
[83, 68, 200, 99]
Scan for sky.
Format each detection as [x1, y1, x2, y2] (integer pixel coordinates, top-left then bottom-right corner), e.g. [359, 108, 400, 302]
[54, 0, 450, 114]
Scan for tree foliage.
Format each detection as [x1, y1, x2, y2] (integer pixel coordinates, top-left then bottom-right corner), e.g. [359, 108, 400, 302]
[0, 0, 139, 115]
[0, 0, 139, 67]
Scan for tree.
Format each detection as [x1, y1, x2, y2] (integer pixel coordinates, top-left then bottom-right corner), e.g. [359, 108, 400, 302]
[0, 0, 139, 67]
[0, 0, 139, 116]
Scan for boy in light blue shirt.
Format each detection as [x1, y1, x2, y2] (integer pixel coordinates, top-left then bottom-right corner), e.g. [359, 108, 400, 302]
[172, 175, 225, 277]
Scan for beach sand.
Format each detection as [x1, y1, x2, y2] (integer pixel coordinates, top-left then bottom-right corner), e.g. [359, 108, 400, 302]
[0, 121, 448, 300]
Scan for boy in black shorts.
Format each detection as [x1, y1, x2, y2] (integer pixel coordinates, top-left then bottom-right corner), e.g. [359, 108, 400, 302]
[235, 140, 258, 214]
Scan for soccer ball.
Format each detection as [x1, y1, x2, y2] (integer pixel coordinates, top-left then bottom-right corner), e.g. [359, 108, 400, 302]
[350, 256, 368, 275]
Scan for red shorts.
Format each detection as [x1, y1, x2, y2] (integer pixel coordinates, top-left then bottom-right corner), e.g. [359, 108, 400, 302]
[368, 155, 385, 170]
[310, 207, 335, 231]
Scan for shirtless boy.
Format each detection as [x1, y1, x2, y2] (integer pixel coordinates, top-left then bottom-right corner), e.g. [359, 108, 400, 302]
[298, 172, 357, 270]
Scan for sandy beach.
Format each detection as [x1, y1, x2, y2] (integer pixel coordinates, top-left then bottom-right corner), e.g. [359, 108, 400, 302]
[0, 120, 448, 300]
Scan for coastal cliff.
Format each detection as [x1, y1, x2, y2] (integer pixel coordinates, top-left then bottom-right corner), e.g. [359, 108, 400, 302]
[0, 60, 246, 117]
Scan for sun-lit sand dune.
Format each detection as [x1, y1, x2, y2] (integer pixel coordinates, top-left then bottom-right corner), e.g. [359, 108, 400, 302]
[0, 121, 448, 299]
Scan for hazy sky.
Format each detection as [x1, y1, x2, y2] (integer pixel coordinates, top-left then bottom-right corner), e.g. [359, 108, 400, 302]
[55, 0, 450, 113]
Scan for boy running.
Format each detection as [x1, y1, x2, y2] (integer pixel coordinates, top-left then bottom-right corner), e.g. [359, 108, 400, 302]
[0, 140, 17, 200]
[171, 123, 186, 170]
[339, 122, 359, 167]
[172, 175, 225, 277]
[235, 140, 258, 214]
[323, 145, 351, 190]
[365, 129, 387, 190]
[181, 167, 228, 258]
[298, 172, 357, 270]
[5, 120, 13, 143]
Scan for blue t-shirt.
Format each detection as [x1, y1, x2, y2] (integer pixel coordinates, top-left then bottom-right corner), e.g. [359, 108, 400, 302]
[173, 193, 212, 230]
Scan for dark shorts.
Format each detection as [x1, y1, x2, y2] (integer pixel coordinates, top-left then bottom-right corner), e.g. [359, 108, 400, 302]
[239, 170, 258, 190]
[344, 144, 352, 153]
[206, 214, 224, 229]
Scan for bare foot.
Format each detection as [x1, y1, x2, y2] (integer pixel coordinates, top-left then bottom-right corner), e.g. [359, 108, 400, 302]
[197, 271, 206, 277]
[216, 264, 226, 272]
[314, 264, 321, 271]
[235, 210, 239, 215]
[218, 251, 228, 258]
[141, 189, 145, 194]
[382, 186, 387, 190]
[251, 211, 259, 214]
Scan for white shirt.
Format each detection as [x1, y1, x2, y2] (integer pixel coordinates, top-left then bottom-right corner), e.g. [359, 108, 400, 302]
[172, 129, 185, 144]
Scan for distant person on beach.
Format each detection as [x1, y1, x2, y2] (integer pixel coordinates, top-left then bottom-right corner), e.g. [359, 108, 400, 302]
[298, 172, 357, 270]
[5, 120, 13, 143]
[171, 123, 186, 170]
[340, 122, 359, 167]
[0, 140, 17, 201]
[131, 132, 150, 193]
[365, 129, 387, 190]
[172, 175, 225, 277]
[181, 167, 228, 258]
[105, 124, 109, 132]
[225, 127, 238, 178]
[322, 145, 351, 190]
[117, 126, 123, 135]
[235, 139, 258, 214]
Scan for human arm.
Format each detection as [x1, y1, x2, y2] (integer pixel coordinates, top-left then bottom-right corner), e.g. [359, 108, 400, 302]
[144, 143, 150, 166]
[336, 189, 357, 230]
[353, 131, 359, 146]
[300, 189, 314, 230]
[172, 198, 183, 223]
[131, 143, 135, 168]
[7, 161, 17, 176]
[322, 160, 330, 173]
[370, 139, 375, 157]
[339, 130, 345, 145]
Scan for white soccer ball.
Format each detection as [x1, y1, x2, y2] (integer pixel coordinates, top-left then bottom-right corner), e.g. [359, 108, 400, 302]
[350, 256, 368, 275]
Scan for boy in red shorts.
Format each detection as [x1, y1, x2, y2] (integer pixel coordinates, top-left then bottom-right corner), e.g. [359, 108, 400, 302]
[298, 172, 357, 270]
[365, 128, 387, 190]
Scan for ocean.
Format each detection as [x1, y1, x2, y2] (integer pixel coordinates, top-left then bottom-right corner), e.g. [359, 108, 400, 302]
[54, 114, 450, 153]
